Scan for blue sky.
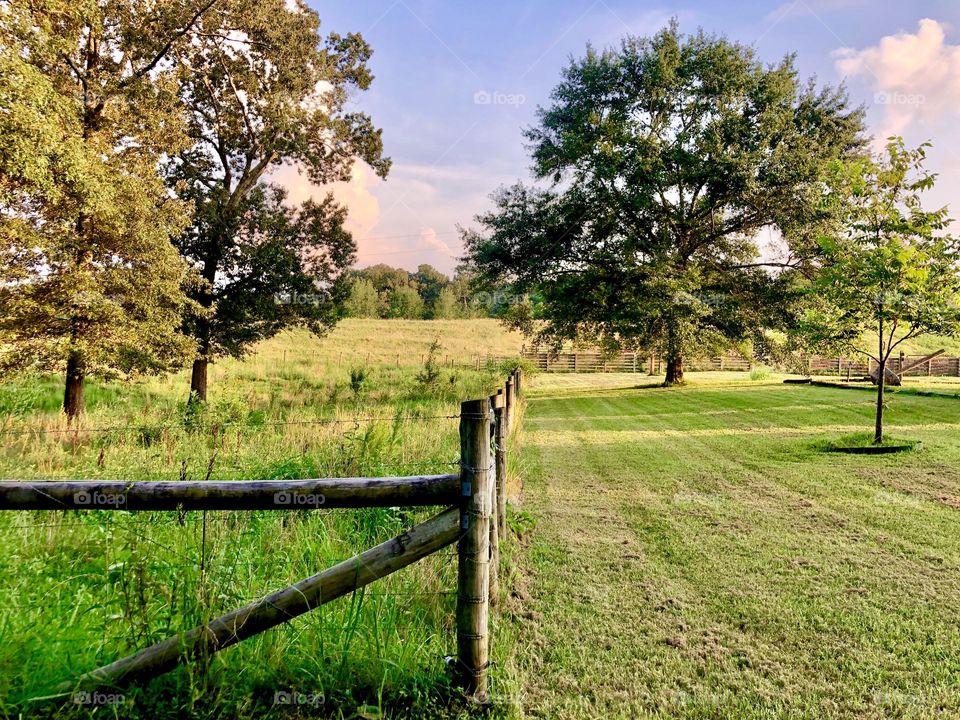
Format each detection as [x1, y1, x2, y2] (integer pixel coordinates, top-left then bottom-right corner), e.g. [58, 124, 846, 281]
[281, 1, 960, 274]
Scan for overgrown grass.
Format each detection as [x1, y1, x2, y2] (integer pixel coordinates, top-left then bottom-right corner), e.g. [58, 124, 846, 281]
[0, 319, 526, 719]
[511, 375, 960, 718]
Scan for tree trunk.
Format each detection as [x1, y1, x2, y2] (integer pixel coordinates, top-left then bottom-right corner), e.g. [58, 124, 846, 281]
[188, 242, 219, 404]
[665, 354, 684, 385]
[63, 352, 85, 420]
[874, 357, 885, 444]
[190, 358, 208, 403]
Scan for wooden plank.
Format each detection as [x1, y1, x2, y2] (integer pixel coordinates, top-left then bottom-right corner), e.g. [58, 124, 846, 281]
[56, 505, 462, 692]
[0, 475, 460, 511]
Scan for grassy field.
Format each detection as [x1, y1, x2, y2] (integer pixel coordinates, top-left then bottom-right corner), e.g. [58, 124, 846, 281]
[0, 319, 525, 719]
[509, 372, 960, 719]
[5, 316, 960, 719]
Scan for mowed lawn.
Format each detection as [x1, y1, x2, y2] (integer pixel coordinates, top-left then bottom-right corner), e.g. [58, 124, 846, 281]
[509, 374, 960, 719]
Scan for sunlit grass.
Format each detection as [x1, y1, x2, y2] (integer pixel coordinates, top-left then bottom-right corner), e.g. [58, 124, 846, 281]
[511, 377, 960, 719]
[0, 319, 526, 719]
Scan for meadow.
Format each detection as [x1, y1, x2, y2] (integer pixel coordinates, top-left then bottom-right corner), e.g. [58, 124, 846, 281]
[4, 319, 960, 719]
[510, 372, 960, 719]
[0, 319, 525, 719]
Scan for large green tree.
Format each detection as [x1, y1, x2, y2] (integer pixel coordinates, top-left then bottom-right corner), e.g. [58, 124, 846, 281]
[169, 0, 390, 401]
[464, 22, 865, 383]
[0, 0, 217, 418]
[798, 140, 960, 443]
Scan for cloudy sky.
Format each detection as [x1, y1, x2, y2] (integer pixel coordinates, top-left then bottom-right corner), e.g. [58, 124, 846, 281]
[281, 0, 960, 275]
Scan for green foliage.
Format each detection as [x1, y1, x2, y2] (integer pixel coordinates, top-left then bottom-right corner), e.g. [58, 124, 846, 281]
[413, 264, 449, 316]
[796, 139, 960, 439]
[464, 21, 865, 382]
[0, 1, 210, 410]
[433, 286, 460, 319]
[345, 278, 381, 318]
[168, 0, 390, 397]
[749, 366, 772, 382]
[347, 264, 506, 320]
[416, 339, 443, 385]
[349, 366, 368, 395]
[388, 285, 425, 320]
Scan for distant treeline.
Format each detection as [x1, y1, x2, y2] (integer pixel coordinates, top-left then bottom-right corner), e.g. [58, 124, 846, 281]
[345, 264, 519, 320]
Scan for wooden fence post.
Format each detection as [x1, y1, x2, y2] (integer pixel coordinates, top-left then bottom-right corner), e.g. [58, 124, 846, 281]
[515, 368, 522, 398]
[457, 399, 491, 702]
[489, 393, 505, 607]
[505, 377, 514, 433]
[494, 390, 507, 542]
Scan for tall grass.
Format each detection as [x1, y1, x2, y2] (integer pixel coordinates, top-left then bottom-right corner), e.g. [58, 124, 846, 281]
[0, 320, 525, 719]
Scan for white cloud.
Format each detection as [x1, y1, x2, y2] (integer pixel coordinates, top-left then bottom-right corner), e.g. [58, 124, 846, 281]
[419, 227, 452, 256]
[834, 19, 960, 141]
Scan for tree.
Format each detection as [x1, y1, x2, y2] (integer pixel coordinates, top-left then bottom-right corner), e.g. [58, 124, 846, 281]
[797, 140, 960, 443]
[345, 278, 381, 318]
[463, 22, 864, 384]
[169, 0, 390, 402]
[433, 286, 459, 319]
[388, 285, 424, 320]
[413, 264, 449, 317]
[196, 184, 355, 397]
[0, 0, 217, 418]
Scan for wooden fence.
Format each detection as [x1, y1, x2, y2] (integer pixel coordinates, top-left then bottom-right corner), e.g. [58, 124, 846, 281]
[522, 350, 960, 378]
[0, 368, 524, 705]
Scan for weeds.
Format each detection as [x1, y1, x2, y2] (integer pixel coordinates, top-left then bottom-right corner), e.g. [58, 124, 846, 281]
[0, 320, 517, 718]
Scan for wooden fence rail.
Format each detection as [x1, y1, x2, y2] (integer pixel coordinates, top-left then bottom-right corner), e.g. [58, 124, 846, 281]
[0, 475, 459, 511]
[3, 368, 524, 706]
[522, 350, 960, 378]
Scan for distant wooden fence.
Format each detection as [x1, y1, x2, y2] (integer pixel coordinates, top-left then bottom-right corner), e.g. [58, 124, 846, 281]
[0, 369, 524, 705]
[522, 350, 960, 378]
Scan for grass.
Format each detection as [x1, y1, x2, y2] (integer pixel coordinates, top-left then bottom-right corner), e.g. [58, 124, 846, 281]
[508, 373, 960, 719]
[0, 319, 525, 719]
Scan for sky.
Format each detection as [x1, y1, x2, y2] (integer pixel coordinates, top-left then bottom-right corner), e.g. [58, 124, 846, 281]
[276, 0, 960, 275]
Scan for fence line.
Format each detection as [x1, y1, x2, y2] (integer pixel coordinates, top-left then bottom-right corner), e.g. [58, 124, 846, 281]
[0, 413, 462, 437]
[2, 368, 524, 706]
[522, 350, 960, 378]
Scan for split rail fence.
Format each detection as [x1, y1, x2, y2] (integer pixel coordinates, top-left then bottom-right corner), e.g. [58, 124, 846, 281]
[0, 368, 524, 705]
[522, 350, 960, 378]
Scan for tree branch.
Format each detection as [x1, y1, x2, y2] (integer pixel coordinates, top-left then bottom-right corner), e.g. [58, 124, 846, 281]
[121, 0, 221, 89]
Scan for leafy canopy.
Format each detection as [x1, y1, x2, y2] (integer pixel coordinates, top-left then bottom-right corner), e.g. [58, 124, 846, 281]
[169, 0, 390, 365]
[0, 0, 213, 381]
[798, 139, 960, 365]
[464, 22, 865, 373]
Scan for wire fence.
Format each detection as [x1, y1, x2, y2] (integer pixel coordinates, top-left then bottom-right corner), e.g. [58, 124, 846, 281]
[0, 413, 464, 437]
